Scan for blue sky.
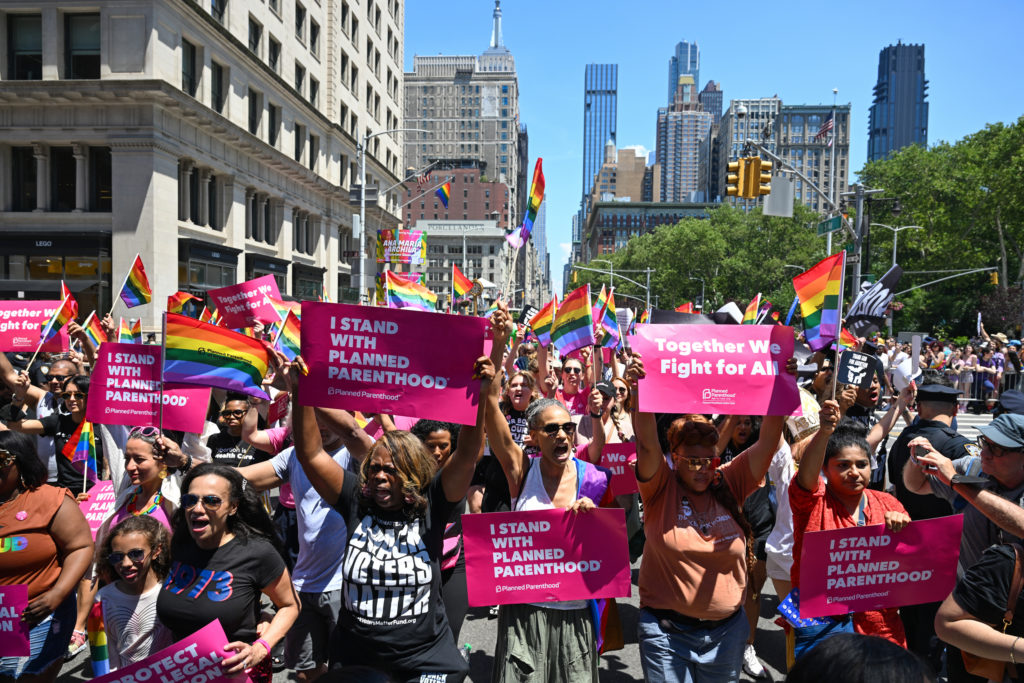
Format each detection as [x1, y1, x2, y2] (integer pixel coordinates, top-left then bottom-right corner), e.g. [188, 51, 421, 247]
[405, 0, 1024, 295]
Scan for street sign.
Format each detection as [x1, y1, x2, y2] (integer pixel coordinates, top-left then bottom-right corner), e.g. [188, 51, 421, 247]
[846, 254, 861, 265]
[816, 215, 842, 236]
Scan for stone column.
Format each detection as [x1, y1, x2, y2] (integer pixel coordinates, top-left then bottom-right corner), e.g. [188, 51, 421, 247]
[32, 144, 47, 211]
[244, 188, 253, 239]
[73, 144, 87, 212]
[198, 168, 211, 226]
[256, 194, 267, 242]
[178, 160, 193, 222]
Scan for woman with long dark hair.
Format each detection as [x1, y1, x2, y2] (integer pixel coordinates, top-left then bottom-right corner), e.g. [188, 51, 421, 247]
[156, 463, 299, 683]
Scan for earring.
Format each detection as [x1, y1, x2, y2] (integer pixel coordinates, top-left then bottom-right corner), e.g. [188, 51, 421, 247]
[158, 468, 167, 480]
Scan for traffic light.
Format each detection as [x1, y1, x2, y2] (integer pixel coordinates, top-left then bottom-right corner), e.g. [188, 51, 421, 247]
[726, 160, 745, 197]
[755, 158, 773, 196]
[990, 271, 999, 285]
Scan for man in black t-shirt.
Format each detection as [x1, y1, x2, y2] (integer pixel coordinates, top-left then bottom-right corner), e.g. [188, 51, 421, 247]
[208, 396, 272, 467]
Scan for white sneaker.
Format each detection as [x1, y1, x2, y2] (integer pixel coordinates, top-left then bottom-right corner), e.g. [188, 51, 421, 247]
[742, 643, 766, 678]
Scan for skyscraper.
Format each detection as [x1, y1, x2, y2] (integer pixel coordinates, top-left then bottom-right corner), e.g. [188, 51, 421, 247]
[582, 64, 618, 221]
[867, 42, 928, 161]
[699, 81, 723, 125]
[667, 41, 699, 105]
[656, 75, 712, 202]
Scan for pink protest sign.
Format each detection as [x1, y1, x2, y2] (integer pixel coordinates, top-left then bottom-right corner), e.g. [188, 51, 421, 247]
[0, 585, 30, 657]
[461, 508, 631, 607]
[799, 514, 964, 618]
[299, 302, 487, 425]
[267, 391, 289, 424]
[79, 480, 117, 540]
[91, 619, 246, 683]
[632, 324, 800, 416]
[600, 444, 639, 496]
[86, 343, 211, 433]
[0, 300, 70, 353]
[207, 275, 283, 328]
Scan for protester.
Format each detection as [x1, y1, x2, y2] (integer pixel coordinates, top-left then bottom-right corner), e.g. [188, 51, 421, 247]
[554, 357, 591, 418]
[207, 394, 272, 467]
[0, 431, 94, 682]
[785, 632, 935, 683]
[627, 351, 790, 683]
[290, 353, 489, 682]
[791, 413, 911, 653]
[93, 515, 173, 669]
[157, 463, 300, 683]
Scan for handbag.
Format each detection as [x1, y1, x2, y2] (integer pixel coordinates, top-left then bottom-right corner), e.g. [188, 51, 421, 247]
[962, 543, 1024, 680]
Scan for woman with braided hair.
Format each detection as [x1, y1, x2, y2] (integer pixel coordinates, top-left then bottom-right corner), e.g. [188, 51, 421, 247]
[625, 351, 792, 683]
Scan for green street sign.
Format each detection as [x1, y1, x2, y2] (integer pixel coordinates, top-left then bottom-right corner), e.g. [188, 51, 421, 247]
[817, 215, 842, 236]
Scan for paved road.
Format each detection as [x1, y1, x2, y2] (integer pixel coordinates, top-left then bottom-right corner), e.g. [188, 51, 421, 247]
[60, 411, 993, 683]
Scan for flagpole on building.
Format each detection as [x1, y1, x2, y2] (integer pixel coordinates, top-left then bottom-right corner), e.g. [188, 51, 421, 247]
[827, 88, 838, 255]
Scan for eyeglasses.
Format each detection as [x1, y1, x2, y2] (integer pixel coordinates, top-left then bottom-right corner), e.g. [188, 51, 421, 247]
[129, 426, 160, 439]
[615, 387, 628, 395]
[562, 367, 583, 375]
[60, 391, 87, 401]
[0, 449, 14, 468]
[108, 548, 148, 565]
[541, 421, 577, 436]
[181, 493, 224, 510]
[220, 409, 246, 418]
[678, 456, 720, 472]
[977, 435, 1021, 458]
[367, 462, 398, 476]
[45, 374, 71, 383]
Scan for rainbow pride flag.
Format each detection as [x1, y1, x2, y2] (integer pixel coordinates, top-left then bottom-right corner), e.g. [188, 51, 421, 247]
[530, 296, 558, 347]
[595, 288, 619, 349]
[638, 309, 650, 324]
[86, 600, 109, 677]
[452, 264, 473, 299]
[167, 291, 201, 315]
[793, 251, 846, 351]
[507, 158, 545, 248]
[269, 297, 301, 324]
[551, 285, 595, 355]
[163, 313, 270, 399]
[838, 327, 859, 350]
[436, 182, 450, 209]
[118, 318, 141, 344]
[482, 300, 499, 319]
[82, 312, 106, 349]
[116, 255, 152, 308]
[384, 271, 437, 312]
[62, 419, 99, 484]
[60, 281, 79, 319]
[675, 302, 694, 313]
[742, 294, 761, 325]
[275, 310, 301, 361]
[40, 296, 76, 345]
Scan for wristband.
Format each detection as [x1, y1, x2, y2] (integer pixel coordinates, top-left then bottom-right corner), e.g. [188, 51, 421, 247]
[589, 412, 602, 419]
[252, 638, 271, 657]
[177, 453, 193, 476]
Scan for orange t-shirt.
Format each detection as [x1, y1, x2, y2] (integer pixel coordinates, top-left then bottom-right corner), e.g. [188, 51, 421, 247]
[638, 453, 757, 620]
[0, 485, 74, 599]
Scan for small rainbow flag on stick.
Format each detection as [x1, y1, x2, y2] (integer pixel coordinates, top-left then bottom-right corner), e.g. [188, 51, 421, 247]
[62, 419, 100, 490]
[82, 312, 107, 349]
[86, 601, 109, 676]
[529, 296, 558, 347]
[452, 264, 473, 300]
[119, 318, 140, 344]
[436, 181, 450, 209]
[39, 296, 76, 346]
[275, 310, 301, 361]
[507, 158, 545, 248]
[163, 313, 270, 399]
[595, 288, 619, 349]
[793, 251, 846, 351]
[384, 271, 438, 312]
[167, 291, 201, 315]
[551, 285, 595, 355]
[742, 294, 761, 325]
[61, 281, 79, 319]
[114, 254, 152, 310]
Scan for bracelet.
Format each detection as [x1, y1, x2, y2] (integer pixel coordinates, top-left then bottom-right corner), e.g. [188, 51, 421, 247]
[252, 638, 272, 657]
[177, 453, 193, 476]
[589, 412, 602, 419]
[1012, 635, 1021, 665]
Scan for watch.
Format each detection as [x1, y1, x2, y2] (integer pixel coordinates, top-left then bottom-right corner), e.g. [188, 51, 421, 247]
[950, 474, 987, 487]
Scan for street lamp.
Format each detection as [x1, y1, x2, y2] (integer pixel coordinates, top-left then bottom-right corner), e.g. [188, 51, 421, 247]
[358, 128, 428, 304]
[870, 222, 925, 336]
[688, 276, 705, 311]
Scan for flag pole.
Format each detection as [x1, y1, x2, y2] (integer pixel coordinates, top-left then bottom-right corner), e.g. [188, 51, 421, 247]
[158, 312, 166, 435]
[830, 252, 849, 401]
[26, 295, 71, 372]
[82, 430, 88, 496]
[107, 256, 137, 319]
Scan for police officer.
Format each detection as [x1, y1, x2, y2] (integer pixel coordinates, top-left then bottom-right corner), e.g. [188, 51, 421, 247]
[887, 378, 971, 674]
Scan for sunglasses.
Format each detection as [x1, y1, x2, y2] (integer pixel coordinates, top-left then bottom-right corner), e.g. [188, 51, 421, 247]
[977, 435, 1021, 458]
[367, 462, 399, 476]
[181, 493, 224, 510]
[45, 374, 71, 383]
[541, 421, 577, 436]
[129, 426, 160, 439]
[220, 409, 246, 418]
[108, 548, 148, 565]
[615, 387, 628, 395]
[678, 456, 720, 472]
[562, 367, 583, 375]
[0, 449, 14, 468]
[60, 391, 87, 401]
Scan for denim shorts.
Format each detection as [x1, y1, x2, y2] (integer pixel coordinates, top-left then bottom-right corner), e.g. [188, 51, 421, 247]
[637, 606, 749, 683]
[0, 593, 76, 679]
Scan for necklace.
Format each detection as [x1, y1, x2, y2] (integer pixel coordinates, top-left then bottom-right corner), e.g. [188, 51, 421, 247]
[127, 487, 161, 516]
[680, 492, 715, 537]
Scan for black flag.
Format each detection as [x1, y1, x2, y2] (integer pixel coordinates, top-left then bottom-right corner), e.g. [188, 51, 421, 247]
[846, 265, 903, 337]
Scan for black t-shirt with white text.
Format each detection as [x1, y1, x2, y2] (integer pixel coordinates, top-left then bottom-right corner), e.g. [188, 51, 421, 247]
[331, 473, 467, 678]
[157, 535, 285, 642]
[206, 431, 271, 468]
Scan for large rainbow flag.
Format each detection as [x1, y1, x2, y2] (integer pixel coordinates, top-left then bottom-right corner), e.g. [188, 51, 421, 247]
[506, 158, 545, 248]
[793, 251, 846, 351]
[530, 296, 558, 347]
[40, 296, 76, 345]
[384, 271, 437, 312]
[163, 312, 270, 399]
[452, 264, 473, 299]
[115, 255, 152, 308]
[275, 310, 301, 361]
[62, 419, 99, 484]
[551, 285, 594, 355]
[436, 182, 450, 209]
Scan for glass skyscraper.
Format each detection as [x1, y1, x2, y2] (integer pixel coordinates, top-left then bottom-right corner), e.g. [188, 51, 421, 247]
[867, 42, 928, 161]
[582, 64, 617, 221]
[667, 41, 699, 106]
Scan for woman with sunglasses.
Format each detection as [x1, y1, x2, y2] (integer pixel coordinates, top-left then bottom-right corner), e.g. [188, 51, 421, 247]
[207, 395, 272, 468]
[0, 431, 93, 683]
[626, 352, 791, 683]
[158, 463, 299, 683]
[288, 354, 490, 682]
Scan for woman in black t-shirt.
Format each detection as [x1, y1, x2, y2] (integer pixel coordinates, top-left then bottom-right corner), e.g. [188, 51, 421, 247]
[287, 353, 491, 683]
[207, 396, 272, 467]
[157, 464, 299, 683]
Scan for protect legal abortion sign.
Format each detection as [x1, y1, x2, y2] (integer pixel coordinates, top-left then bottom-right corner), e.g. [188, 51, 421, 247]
[461, 508, 631, 607]
[0, 585, 30, 657]
[86, 343, 211, 433]
[0, 301, 70, 353]
[631, 324, 800, 416]
[91, 619, 247, 683]
[299, 302, 488, 425]
[798, 514, 963, 618]
[207, 275, 283, 328]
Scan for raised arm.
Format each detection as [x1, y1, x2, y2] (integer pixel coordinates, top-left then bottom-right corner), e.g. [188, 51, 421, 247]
[441, 356, 492, 503]
[715, 415, 739, 456]
[795, 400, 839, 492]
[0, 354, 45, 408]
[240, 399, 278, 453]
[584, 389, 606, 465]
[484, 305, 526, 492]
[67, 321, 96, 369]
[314, 407, 374, 461]
[867, 384, 913, 453]
[626, 353, 663, 483]
[290, 358, 347, 506]
[237, 459, 284, 492]
[536, 343, 556, 398]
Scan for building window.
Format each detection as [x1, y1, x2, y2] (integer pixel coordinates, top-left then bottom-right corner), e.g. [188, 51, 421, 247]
[340, 50, 349, 87]
[89, 147, 112, 212]
[295, 2, 306, 42]
[248, 17, 262, 54]
[310, 20, 320, 58]
[248, 88, 262, 135]
[309, 77, 319, 108]
[268, 37, 280, 72]
[210, 62, 226, 114]
[210, 0, 227, 23]
[294, 124, 305, 162]
[269, 0, 279, 13]
[50, 147, 75, 212]
[65, 14, 100, 79]
[181, 39, 198, 97]
[308, 134, 319, 171]
[208, 174, 221, 230]
[8, 15, 42, 80]
[268, 104, 280, 146]
[11, 147, 37, 211]
[295, 63, 305, 95]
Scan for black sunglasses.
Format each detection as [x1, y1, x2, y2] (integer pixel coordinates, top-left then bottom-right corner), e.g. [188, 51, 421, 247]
[60, 391, 88, 401]
[541, 421, 577, 436]
[45, 374, 72, 383]
[562, 367, 583, 375]
[108, 548, 148, 565]
[181, 493, 224, 510]
[219, 409, 246, 418]
[0, 449, 14, 468]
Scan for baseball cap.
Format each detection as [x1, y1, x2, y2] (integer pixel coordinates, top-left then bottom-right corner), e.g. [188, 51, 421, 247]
[977, 413, 1024, 450]
[996, 390, 1024, 417]
[595, 381, 616, 398]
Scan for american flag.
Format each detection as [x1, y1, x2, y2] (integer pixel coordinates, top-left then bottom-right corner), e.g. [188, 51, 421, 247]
[815, 113, 834, 147]
[416, 170, 431, 189]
